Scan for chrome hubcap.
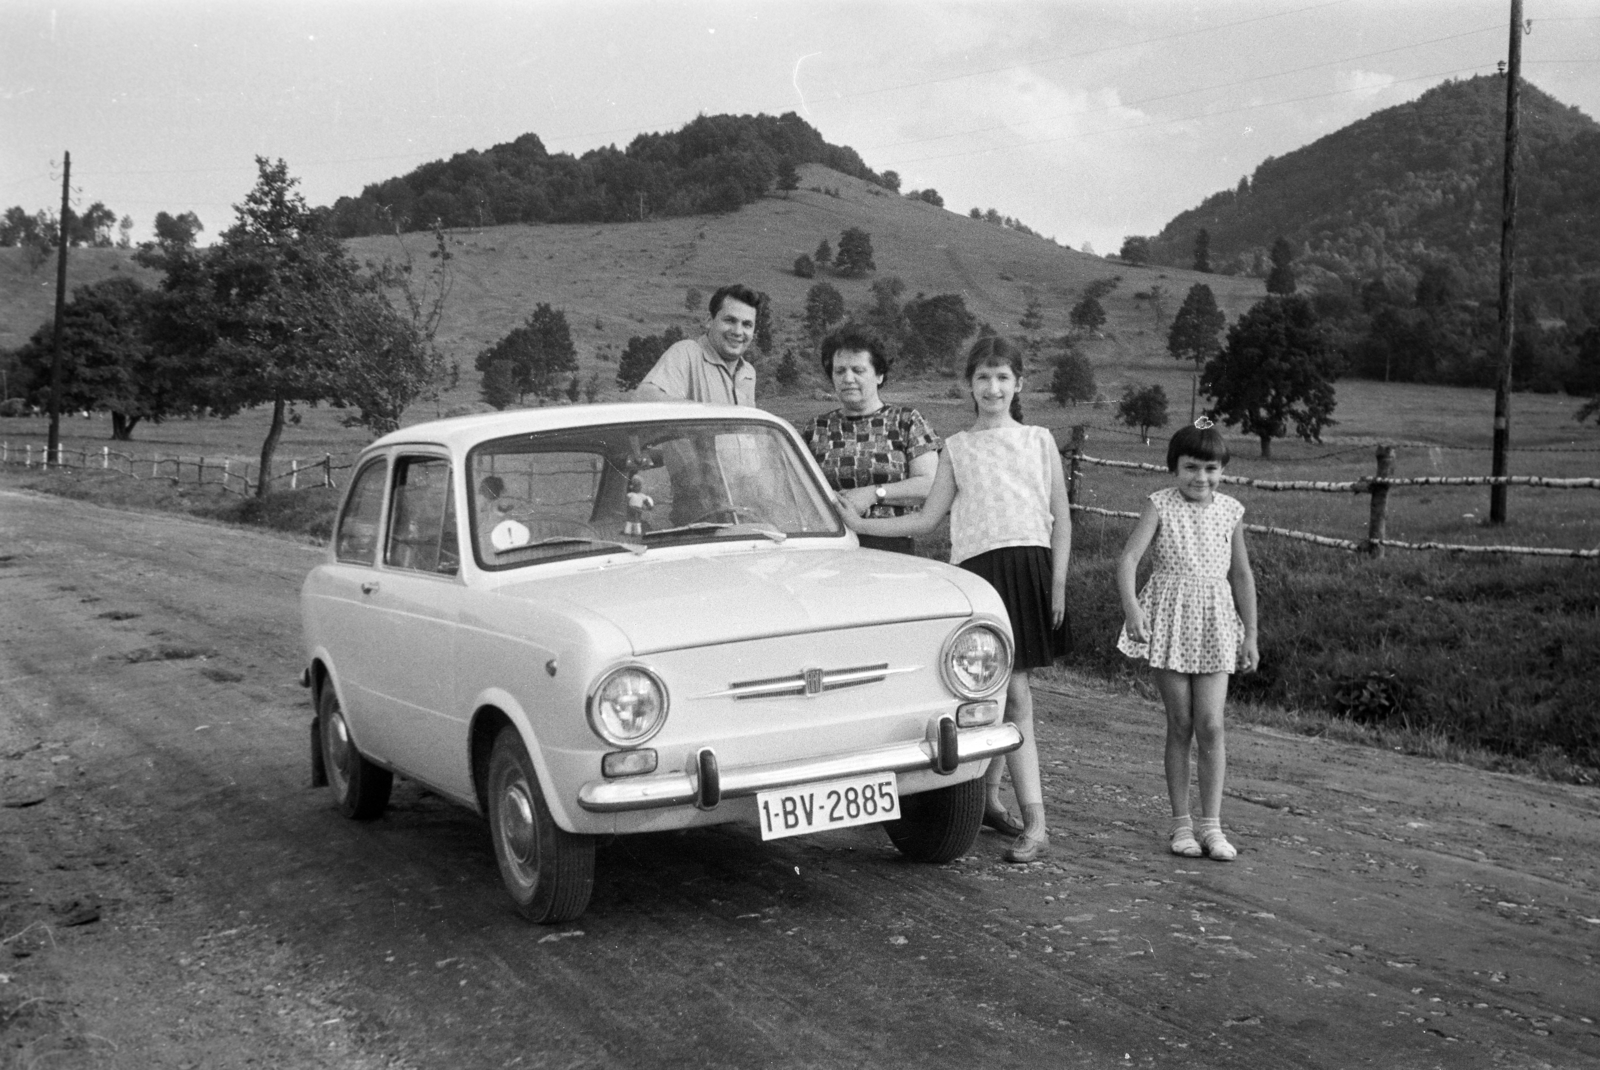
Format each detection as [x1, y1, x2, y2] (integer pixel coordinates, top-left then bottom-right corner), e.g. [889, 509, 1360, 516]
[327, 711, 354, 781]
[499, 779, 538, 871]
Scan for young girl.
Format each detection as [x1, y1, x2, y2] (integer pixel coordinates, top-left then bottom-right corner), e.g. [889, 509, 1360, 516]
[839, 337, 1071, 863]
[1116, 418, 1259, 862]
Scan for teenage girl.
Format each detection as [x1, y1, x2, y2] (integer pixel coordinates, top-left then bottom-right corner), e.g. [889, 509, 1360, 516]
[839, 336, 1071, 863]
[1116, 419, 1259, 861]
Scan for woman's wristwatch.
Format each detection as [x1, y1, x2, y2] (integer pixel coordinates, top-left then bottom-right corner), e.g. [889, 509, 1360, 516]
[874, 485, 887, 504]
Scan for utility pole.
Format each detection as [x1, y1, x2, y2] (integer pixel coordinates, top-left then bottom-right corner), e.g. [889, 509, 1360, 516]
[1490, 0, 1523, 524]
[46, 151, 71, 467]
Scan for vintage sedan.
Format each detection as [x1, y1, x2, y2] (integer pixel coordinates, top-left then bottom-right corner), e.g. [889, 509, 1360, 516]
[301, 403, 1020, 922]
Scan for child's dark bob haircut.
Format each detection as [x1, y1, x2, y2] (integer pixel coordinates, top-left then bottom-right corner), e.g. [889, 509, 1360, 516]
[1166, 424, 1231, 472]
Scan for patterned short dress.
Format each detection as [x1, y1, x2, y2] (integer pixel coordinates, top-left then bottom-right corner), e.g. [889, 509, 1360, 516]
[1116, 487, 1246, 674]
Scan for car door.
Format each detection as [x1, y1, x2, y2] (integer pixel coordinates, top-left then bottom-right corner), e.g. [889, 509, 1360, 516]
[359, 452, 468, 796]
[313, 454, 394, 760]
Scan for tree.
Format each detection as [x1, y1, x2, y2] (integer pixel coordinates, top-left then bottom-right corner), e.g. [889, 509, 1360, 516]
[776, 158, 800, 193]
[754, 291, 775, 355]
[906, 189, 944, 208]
[1265, 236, 1297, 295]
[475, 303, 579, 404]
[1119, 236, 1151, 265]
[1168, 284, 1226, 419]
[803, 282, 846, 343]
[835, 227, 875, 277]
[70, 202, 118, 247]
[152, 210, 204, 249]
[684, 287, 703, 313]
[583, 369, 602, 403]
[901, 292, 976, 374]
[1070, 295, 1106, 334]
[481, 359, 518, 410]
[774, 348, 800, 390]
[862, 277, 908, 353]
[813, 238, 832, 268]
[1202, 295, 1337, 458]
[1194, 228, 1211, 273]
[1020, 295, 1045, 332]
[793, 254, 815, 278]
[1147, 284, 1169, 331]
[1050, 348, 1096, 406]
[615, 325, 684, 391]
[1117, 384, 1169, 444]
[142, 158, 431, 494]
[116, 215, 134, 249]
[11, 276, 193, 440]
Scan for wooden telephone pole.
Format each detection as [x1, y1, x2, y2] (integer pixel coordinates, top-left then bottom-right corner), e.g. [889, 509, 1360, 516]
[1490, 0, 1523, 524]
[46, 151, 71, 466]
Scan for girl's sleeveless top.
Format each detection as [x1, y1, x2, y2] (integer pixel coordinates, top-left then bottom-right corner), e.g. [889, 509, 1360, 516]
[1116, 487, 1246, 673]
[945, 425, 1056, 565]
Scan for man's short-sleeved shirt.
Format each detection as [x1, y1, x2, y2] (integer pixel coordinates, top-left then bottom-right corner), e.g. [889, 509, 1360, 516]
[638, 335, 756, 406]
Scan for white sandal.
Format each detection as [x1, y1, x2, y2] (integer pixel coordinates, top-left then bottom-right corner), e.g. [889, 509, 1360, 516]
[1169, 818, 1202, 858]
[1196, 818, 1237, 862]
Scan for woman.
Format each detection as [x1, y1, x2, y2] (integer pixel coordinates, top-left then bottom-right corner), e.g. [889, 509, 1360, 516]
[801, 329, 941, 554]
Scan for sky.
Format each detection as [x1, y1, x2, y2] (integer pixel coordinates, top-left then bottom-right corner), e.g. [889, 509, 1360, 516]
[3, 0, 1597, 254]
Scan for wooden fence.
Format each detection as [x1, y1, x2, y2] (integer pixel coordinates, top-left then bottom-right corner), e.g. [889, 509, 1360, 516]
[1060, 427, 1600, 560]
[0, 441, 354, 496]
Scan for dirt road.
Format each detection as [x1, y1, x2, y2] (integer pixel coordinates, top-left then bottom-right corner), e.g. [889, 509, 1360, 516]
[2, 484, 1597, 1069]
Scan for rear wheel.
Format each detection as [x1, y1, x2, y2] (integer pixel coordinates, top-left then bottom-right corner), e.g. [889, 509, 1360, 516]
[486, 726, 595, 923]
[318, 684, 391, 820]
[883, 776, 984, 863]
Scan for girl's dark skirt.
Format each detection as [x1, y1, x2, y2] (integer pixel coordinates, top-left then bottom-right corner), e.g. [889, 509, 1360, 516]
[959, 545, 1072, 670]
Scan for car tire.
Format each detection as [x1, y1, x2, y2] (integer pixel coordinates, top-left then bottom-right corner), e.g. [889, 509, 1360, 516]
[883, 775, 984, 863]
[318, 683, 392, 820]
[486, 726, 595, 923]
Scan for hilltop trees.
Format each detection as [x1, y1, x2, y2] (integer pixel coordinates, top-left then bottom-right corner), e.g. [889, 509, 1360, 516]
[1202, 295, 1337, 459]
[1119, 236, 1151, 265]
[1168, 284, 1227, 418]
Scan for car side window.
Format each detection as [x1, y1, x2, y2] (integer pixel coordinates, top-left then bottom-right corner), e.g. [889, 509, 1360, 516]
[384, 456, 459, 576]
[335, 459, 387, 564]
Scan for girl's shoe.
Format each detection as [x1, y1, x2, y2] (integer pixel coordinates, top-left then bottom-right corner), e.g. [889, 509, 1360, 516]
[1003, 829, 1049, 863]
[1196, 818, 1237, 862]
[983, 806, 1025, 837]
[1169, 818, 1202, 858]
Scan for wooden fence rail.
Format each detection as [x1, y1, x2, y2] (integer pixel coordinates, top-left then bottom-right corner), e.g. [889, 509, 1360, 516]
[1062, 427, 1599, 560]
[0, 441, 352, 497]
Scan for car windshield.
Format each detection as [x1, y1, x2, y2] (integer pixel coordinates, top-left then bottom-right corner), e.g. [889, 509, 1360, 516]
[468, 419, 841, 569]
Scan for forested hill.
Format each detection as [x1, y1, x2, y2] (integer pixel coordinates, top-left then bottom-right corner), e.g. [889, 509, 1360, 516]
[1147, 76, 1600, 305]
[324, 112, 887, 237]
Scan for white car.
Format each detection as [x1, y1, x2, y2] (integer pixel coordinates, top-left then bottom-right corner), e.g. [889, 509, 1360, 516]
[301, 403, 1020, 922]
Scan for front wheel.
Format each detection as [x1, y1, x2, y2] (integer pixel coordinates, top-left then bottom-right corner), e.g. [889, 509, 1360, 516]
[318, 684, 391, 820]
[486, 727, 595, 923]
[883, 776, 984, 863]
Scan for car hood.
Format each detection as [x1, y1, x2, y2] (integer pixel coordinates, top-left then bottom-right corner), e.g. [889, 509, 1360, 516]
[494, 548, 976, 654]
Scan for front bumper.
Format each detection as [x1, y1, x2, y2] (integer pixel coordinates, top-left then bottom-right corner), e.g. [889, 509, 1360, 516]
[576, 719, 1023, 813]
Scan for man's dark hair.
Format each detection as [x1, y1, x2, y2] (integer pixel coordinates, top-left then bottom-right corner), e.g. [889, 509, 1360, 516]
[818, 328, 890, 384]
[709, 284, 763, 318]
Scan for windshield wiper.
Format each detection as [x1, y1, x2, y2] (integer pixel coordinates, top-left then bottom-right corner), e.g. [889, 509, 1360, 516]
[524, 535, 646, 555]
[643, 522, 787, 542]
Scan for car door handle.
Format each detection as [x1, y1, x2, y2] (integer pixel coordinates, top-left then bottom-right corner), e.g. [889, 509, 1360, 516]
[360, 580, 380, 595]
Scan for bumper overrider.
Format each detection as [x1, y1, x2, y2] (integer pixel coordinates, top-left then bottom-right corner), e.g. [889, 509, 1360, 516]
[577, 712, 1023, 813]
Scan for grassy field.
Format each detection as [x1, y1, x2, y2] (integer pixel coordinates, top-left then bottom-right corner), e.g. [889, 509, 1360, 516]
[3, 163, 1597, 780]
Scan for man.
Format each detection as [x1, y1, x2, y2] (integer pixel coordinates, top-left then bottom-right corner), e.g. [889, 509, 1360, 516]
[635, 284, 760, 405]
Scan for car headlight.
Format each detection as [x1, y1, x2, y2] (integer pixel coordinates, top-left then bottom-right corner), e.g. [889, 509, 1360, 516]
[587, 665, 669, 746]
[940, 621, 1012, 699]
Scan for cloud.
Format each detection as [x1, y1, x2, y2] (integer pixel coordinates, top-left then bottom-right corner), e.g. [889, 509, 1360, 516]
[1338, 69, 1398, 99]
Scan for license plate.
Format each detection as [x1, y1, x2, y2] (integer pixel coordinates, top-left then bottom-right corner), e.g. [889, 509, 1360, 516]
[756, 772, 899, 841]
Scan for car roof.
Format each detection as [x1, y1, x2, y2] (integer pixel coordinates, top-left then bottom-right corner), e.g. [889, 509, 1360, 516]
[364, 403, 793, 454]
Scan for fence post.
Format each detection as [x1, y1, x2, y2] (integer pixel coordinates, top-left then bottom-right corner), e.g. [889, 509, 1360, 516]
[324, 453, 332, 488]
[102, 446, 109, 469]
[1365, 444, 1395, 557]
[26, 444, 33, 467]
[290, 460, 299, 491]
[1066, 425, 1087, 506]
